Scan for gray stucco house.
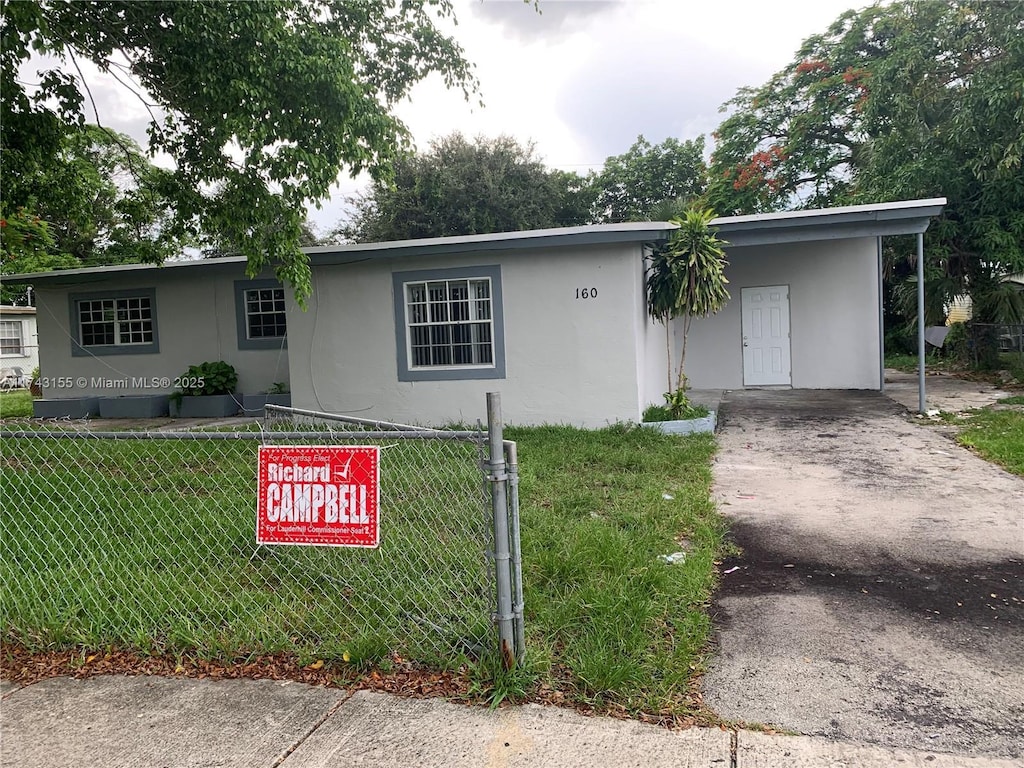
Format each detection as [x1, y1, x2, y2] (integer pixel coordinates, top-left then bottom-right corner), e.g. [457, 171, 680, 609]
[11, 198, 945, 427]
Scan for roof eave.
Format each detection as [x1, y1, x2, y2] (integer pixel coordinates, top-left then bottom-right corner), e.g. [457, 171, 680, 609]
[305, 225, 677, 266]
[711, 198, 946, 247]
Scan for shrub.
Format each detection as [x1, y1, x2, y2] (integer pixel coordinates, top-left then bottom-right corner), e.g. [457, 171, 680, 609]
[175, 361, 238, 397]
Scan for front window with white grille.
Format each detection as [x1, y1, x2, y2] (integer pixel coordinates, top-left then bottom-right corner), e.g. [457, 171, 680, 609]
[78, 296, 154, 348]
[405, 278, 494, 368]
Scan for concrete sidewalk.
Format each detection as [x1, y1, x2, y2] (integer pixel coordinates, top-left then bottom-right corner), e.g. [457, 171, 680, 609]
[1, 676, 1018, 768]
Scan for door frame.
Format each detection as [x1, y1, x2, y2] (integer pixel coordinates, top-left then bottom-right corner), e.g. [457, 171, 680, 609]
[741, 284, 792, 387]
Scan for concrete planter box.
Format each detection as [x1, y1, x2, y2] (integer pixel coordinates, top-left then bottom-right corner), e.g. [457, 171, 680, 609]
[99, 395, 170, 419]
[170, 394, 240, 418]
[241, 393, 291, 416]
[644, 410, 717, 435]
[33, 397, 100, 419]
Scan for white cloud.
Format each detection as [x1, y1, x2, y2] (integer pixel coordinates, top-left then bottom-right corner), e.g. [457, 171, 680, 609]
[17, 0, 866, 233]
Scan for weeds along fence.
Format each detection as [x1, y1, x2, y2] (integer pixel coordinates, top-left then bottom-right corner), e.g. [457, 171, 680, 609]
[0, 396, 523, 668]
[958, 323, 1024, 367]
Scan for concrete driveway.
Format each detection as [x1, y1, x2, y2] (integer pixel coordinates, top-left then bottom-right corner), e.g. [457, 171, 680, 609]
[703, 389, 1024, 759]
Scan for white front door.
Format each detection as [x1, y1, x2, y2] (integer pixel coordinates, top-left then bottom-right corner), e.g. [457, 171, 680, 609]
[741, 285, 791, 386]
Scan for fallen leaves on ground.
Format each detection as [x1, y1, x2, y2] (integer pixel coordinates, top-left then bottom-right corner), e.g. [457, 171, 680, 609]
[0, 643, 724, 732]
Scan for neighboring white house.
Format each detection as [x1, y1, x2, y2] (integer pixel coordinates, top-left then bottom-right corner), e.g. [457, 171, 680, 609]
[0, 305, 39, 387]
[7, 198, 945, 426]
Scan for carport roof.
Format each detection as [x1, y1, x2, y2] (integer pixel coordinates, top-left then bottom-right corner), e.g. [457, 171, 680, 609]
[711, 198, 946, 247]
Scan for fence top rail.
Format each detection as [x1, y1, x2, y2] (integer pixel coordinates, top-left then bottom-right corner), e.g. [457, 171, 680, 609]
[0, 429, 484, 441]
[265, 404, 462, 434]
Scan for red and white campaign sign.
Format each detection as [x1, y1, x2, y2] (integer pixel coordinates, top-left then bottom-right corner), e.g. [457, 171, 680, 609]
[257, 445, 380, 548]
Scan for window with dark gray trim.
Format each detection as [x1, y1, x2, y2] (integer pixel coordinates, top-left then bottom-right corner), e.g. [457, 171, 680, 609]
[69, 289, 159, 356]
[234, 279, 287, 350]
[0, 320, 25, 356]
[392, 265, 505, 382]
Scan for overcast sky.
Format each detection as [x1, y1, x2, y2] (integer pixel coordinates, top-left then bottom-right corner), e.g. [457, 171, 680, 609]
[332, 0, 866, 232]
[30, 0, 867, 235]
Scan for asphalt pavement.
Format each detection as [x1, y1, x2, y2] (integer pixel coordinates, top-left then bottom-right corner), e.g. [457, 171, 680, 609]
[704, 384, 1023, 759]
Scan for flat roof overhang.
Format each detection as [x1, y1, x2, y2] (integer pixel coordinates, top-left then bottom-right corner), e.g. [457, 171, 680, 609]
[4, 222, 678, 285]
[711, 198, 947, 247]
[4, 199, 949, 285]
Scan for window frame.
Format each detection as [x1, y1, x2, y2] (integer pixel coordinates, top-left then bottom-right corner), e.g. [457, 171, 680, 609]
[0, 319, 25, 356]
[392, 265, 506, 382]
[69, 288, 159, 357]
[234, 279, 288, 350]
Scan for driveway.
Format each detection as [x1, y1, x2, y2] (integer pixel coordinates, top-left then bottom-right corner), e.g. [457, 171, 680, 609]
[703, 389, 1024, 759]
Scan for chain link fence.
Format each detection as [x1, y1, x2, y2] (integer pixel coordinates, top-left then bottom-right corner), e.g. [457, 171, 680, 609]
[955, 323, 1024, 368]
[0, 399, 523, 668]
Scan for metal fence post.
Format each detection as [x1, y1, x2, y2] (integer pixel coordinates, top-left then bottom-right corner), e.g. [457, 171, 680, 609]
[486, 392, 516, 668]
[505, 440, 525, 665]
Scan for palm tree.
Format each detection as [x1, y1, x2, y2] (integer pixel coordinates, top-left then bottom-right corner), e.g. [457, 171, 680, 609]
[646, 207, 730, 398]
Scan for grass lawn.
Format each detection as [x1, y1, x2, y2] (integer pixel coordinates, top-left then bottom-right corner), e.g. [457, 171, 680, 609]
[507, 425, 724, 713]
[0, 423, 725, 716]
[956, 408, 1024, 476]
[0, 390, 34, 418]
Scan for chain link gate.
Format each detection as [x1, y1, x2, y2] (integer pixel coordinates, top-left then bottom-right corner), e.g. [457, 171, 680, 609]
[0, 394, 524, 668]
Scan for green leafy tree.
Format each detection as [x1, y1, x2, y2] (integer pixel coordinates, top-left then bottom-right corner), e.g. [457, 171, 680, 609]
[337, 133, 593, 243]
[707, 1, 1024, 323]
[0, 204, 79, 303]
[592, 136, 707, 223]
[646, 208, 730, 401]
[4, 125, 182, 267]
[1, 0, 477, 300]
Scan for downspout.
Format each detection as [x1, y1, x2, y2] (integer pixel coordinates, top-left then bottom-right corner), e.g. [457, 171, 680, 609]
[877, 236, 885, 392]
[917, 232, 926, 414]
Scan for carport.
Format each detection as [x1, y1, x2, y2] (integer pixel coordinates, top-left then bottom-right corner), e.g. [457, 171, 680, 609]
[689, 198, 946, 411]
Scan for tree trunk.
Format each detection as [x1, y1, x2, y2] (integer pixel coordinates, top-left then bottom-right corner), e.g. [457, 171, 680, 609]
[676, 314, 692, 392]
[665, 322, 672, 393]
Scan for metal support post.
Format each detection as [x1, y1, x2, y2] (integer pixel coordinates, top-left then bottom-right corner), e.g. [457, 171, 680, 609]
[486, 392, 516, 668]
[878, 236, 885, 392]
[917, 232, 926, 414]
[504, 440, 525, 665]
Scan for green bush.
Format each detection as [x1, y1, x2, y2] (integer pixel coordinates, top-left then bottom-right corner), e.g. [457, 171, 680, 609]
[884, 324, 918, 356]
[175, 361, 238, 397]
[945, 322, 969, 363]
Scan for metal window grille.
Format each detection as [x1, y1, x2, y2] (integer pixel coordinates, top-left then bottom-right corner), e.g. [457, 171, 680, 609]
[245, 287, 287, 339]
[78, 297, 154, 347]
[406, 278, 494, 368]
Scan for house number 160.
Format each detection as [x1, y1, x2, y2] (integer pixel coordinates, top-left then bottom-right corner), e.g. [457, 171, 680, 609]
[575, 287, 598, 299]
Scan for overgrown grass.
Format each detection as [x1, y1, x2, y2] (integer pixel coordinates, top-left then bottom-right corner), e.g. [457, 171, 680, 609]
[885, 352, 1024, 386]
[956, 409, 1024, 476]
[505, 424, 725, 713]
[641, 403, 710, 422]
[0, 424, 726, 714]
[0, 390, 34, 418]
[1, 437, 492, 667]
[884, 352, 965, 373]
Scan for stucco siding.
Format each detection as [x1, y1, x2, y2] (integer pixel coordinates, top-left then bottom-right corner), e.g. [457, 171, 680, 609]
[684, 238, 880, 390]
[34, 271, 288, 400]
[635, 273, 672, 412]
[287, 244, 646, 428]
